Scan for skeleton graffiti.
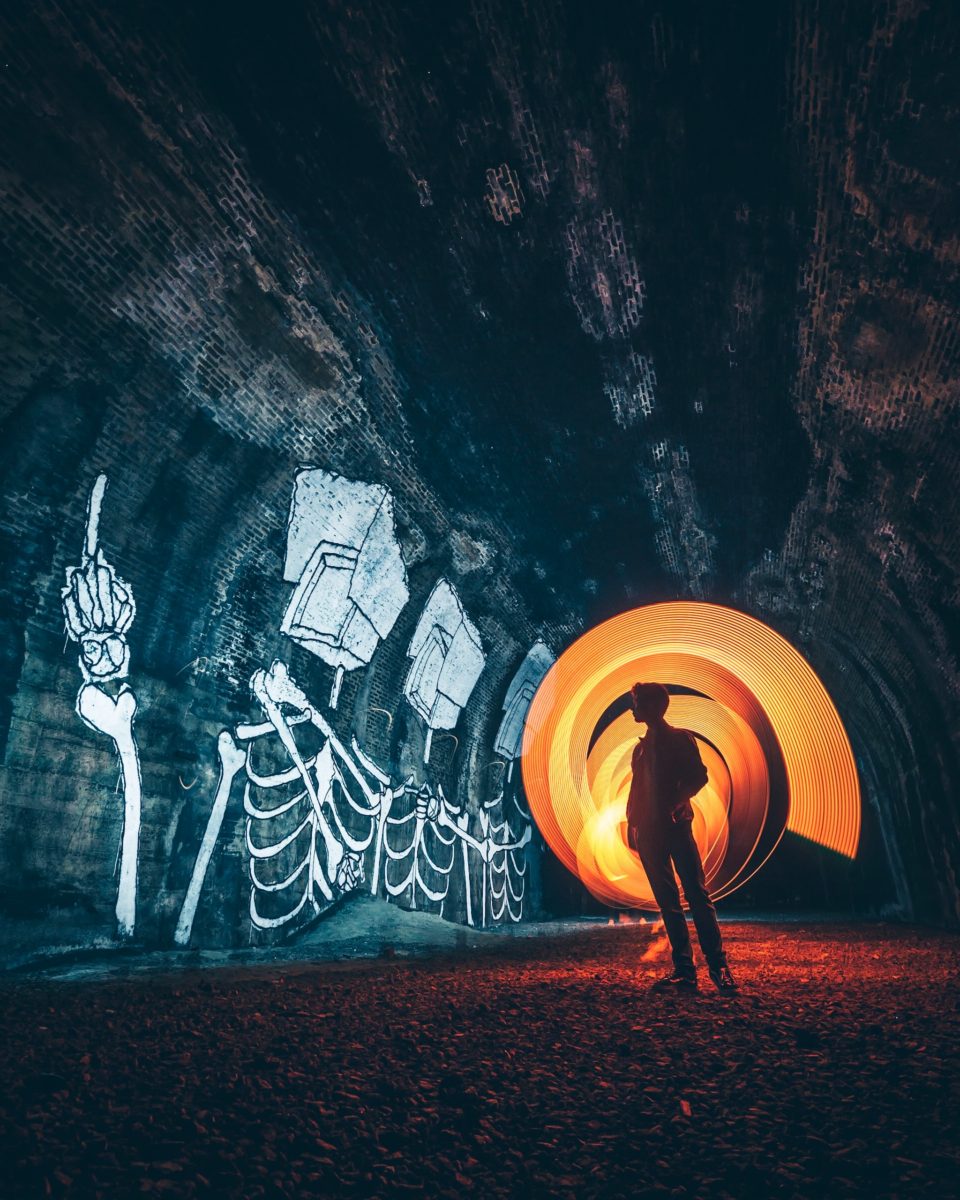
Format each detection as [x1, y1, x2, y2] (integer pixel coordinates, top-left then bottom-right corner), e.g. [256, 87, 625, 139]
[61, 474, 142, 938]
[173, 468, 535, 945]
[57, 467, 540, 946]
[175, 658, 532, 942]
[480, 788, 533, 925]
[480, 640, 555, 925]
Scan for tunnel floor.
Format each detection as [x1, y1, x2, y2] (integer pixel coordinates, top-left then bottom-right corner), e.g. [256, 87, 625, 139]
[2, 921, 958, 1199]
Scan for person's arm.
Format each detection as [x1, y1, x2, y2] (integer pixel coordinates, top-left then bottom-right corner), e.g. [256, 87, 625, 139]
[625, 740, 644, 826]
[670, 732, 707, 822]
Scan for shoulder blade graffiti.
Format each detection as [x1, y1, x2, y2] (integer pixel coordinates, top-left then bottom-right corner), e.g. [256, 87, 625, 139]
[404, 578, 485, 761]
[280, 469, 409, 708]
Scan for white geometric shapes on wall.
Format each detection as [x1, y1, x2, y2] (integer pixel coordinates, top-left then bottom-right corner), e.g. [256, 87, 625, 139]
[60, 475, 143, 939]
[494, 639, 554, 772]
[280, 469, 409, 707]
[404, 578, 485, 762]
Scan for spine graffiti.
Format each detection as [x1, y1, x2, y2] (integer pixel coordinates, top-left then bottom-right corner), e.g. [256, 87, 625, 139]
[61, 475, 142, 939]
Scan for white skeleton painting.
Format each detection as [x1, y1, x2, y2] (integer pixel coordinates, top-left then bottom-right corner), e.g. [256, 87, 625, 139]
[175, 658, 531, 942]
[280, 468, 409, 708]
[52, 465, 544, 948]
[479, 789, 533, 925]
[173, 469, 539, 945]
[61, 475, 142, 939]
[403, 578, 485, 763]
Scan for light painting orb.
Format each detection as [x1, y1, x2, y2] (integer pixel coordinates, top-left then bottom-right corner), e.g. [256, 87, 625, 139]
[520, 602, 860, 909]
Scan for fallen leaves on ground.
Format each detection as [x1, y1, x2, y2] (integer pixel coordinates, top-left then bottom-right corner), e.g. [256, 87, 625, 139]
[1, 922, 959, 1198]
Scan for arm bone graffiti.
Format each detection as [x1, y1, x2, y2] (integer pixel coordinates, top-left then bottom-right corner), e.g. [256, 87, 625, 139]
[61, 474, 143, 940]
[173, 731, 246, 946]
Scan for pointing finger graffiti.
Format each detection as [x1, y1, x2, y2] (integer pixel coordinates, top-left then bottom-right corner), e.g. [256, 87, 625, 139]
[62, 475, 136, 684]
[61, 475, 143, 940]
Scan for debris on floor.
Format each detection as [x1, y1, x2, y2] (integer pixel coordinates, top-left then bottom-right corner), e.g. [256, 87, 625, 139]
[1, 922, 958, 1198]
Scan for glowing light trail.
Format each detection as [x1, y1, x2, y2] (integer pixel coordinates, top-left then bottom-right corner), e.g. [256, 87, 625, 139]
[521, 602, 860, 909]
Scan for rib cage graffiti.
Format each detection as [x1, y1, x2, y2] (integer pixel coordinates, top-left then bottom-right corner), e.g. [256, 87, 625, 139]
[177, 658, 533, 938]
[481, 788, 532, 924]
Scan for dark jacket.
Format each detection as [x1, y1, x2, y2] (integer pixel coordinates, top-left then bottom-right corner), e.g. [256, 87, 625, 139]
[626, 723, 708, 828]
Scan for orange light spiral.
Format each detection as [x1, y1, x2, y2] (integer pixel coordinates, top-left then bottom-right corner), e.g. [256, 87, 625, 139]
[521, 602, 860, 909]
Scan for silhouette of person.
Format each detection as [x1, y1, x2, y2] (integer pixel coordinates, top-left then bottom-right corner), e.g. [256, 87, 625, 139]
[626, 682, 738, 993]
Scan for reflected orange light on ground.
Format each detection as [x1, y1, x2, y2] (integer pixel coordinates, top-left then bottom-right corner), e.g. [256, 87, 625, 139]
[521, 602, 860, 909]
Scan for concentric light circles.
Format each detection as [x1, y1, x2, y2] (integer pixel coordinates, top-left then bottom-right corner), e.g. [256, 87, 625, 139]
[521, 602, 860, 909]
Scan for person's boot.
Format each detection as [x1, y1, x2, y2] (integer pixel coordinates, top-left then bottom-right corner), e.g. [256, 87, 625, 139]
[651, 969, 698, 992]
[708, 964, 738, 994]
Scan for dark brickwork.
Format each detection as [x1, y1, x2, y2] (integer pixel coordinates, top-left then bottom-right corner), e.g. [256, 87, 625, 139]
[0, 0, 958, 952]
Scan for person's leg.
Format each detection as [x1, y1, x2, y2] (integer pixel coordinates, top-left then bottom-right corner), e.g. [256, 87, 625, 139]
[632, 824, 695, 976]
[668, 821, 727, 971]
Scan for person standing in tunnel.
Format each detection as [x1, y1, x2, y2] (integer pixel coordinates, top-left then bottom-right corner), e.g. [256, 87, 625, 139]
[626, 682, 738, 994]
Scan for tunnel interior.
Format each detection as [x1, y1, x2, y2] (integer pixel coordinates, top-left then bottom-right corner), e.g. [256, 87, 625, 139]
[1, 0, 960, 965]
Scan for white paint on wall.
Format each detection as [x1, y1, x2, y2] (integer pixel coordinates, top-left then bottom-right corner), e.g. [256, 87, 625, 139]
[173, 731, 247, 946]
[404, 578, 485, 762]
[61, 475, 136, 684]
[280, 469, 409, 707]
[61, 475, 143, 939]
[494, 640, 554, 765]
[480, 790, 532, 925]
[383, 784, 455, 909]
[173, 468, 529, 943]
[55, 464, 538, 947]
[176, 655, 526, 938]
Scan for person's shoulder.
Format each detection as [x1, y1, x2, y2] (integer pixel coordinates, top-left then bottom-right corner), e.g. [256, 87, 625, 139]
[665, 723, 695, 743]
[669, 727, 699, 753]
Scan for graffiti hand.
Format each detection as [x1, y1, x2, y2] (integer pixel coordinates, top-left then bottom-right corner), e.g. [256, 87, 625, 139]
[62, 549, 136, 681]
[335, 852, 364, 892]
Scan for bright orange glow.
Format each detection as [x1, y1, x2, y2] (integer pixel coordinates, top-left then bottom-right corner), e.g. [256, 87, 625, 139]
[521, 602, 860, 909]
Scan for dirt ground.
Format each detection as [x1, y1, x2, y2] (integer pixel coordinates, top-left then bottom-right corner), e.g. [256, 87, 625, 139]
[1, 921, 958, 1198]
